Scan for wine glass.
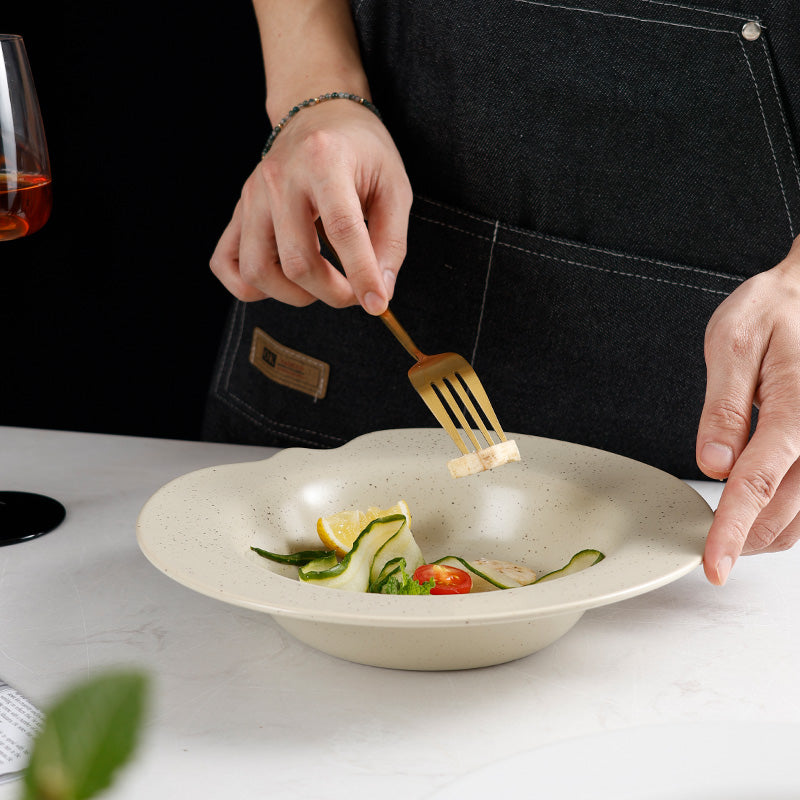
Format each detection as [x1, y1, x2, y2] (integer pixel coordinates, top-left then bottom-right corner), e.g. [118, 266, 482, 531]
[0, 35, 51, 241]
[1, 33, 65, 544]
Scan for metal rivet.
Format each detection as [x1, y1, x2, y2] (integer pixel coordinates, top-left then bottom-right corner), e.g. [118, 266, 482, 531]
[741, 21, 762, 41]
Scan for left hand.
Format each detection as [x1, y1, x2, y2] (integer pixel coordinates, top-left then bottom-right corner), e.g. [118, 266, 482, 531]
[698, 235, 800, 585]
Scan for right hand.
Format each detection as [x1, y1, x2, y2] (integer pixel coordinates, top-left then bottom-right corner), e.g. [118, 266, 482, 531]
[210, 99, 413, 315]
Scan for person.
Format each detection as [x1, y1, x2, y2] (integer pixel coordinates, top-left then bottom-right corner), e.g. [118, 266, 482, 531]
[205, 0, 800, 586]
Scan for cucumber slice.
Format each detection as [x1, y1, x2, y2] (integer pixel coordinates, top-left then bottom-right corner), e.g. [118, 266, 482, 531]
[298, 552, 339, 574]
[250, 547, 336, 566]
[432, 551, 605, 591]
[298, 514, 407, 592]
[432, 556, 536, 591]
[370, 520, 425, 584]
[368, 556, 407, 593]
[534, 549, 605, 583]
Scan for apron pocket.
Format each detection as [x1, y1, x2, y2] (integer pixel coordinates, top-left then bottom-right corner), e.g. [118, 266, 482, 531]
[475, 207, 746, 476]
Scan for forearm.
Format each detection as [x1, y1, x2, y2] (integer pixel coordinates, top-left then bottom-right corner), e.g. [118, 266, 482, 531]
[252, 0, 370, 122]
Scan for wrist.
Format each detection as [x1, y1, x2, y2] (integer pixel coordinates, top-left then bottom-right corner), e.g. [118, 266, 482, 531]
[257, 1, 370, 124]
[266, 72, 371, 124]
[262, 92, 381, 157]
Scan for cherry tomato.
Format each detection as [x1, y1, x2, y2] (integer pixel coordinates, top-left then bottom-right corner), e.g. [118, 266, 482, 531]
[413, 564, 472, 595]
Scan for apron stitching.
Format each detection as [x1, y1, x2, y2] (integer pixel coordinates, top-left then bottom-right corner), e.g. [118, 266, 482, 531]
[218, 301, 245, 397]
[410, 211, 494, 242]
[472, 221, 499, 364]
[222, 389, 347, 443]
[739, 40, 795, 240]
[416, 196, 497, 228]
[498, 240, 735, 296]
[513, 0, 734, 34]
[502, 224, 745, 281]
[220, 390, 347, 447]
[412, 208, 744, 282]
[211, 302, 237, 398]
[355, 0, 753, 24]
[635, 0, 757, 23]
[759, 38, 800, 193]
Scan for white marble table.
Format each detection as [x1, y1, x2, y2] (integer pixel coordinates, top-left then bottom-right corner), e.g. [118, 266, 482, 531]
[1, 426, 798, 798]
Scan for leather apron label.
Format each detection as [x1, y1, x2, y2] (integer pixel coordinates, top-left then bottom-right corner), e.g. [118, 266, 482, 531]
[249, 327, 329, 400]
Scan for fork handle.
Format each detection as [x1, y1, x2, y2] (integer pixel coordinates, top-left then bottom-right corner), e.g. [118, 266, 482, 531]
[380, 309, 425, 362]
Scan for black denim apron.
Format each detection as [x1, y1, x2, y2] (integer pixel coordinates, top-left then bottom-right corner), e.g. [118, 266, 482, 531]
[204, 0, 800, 478]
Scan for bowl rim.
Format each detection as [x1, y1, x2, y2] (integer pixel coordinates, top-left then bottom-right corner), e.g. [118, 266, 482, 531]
[136, 429, 712, 628]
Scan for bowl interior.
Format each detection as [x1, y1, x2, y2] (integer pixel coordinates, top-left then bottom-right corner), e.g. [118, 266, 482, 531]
[249, 446, 634, 582]
[137, 429, 712, 627]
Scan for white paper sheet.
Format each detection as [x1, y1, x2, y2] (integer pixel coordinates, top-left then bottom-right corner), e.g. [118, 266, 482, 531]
[0, 681, 43, 784]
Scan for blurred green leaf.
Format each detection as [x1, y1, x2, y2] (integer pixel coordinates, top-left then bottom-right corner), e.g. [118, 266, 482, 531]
[21, 671, 148, 800]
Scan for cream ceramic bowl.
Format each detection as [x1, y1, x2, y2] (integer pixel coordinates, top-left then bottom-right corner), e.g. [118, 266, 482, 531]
[136, 429, 712, 671]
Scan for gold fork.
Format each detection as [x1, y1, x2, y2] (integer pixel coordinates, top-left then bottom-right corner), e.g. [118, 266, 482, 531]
[379, 308, 520, 475]
[314, 218, 518, 474]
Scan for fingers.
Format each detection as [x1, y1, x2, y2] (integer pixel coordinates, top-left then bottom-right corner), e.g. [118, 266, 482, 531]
[696, 322, 760, 481]
[703, 416, 799, 584]
[742, 458, 800, 554]
[210, 177, 321, 306]
[209, 159, 366, 309]
[696, 262, 800, 584]
[311, 160, 412, 312]
[210, 103, 412, 312]
[209, 203, 270, 303]
[701, 368, 800, 581]
[252, 182, 355, 308]
[314, 179, 387, 314]
[758, 507, 800, 553]
[365, 178, 413, 299]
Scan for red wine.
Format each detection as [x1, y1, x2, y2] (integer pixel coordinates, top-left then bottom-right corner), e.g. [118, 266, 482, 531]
[0, 173, 52, 241]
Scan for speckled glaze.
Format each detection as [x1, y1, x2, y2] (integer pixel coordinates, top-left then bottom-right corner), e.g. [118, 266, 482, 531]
[136, 429, 712, 670]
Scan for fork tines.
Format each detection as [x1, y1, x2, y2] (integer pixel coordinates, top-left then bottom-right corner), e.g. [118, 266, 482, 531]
[412, 362, 506, 456]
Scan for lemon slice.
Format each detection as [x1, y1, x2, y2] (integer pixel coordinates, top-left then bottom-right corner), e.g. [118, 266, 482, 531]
[364, 500, 410, 527]
[317, 500, 410, 557]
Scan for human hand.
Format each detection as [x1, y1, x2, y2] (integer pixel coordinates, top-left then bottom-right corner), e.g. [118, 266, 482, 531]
[210, 99, 413, 314]
[697, 235, 800, 584]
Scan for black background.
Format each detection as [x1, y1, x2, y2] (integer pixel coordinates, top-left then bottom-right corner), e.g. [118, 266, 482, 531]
[1, 2, 265, 440]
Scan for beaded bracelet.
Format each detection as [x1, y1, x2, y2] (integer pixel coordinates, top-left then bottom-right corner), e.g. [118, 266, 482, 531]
[261, 92, 382, 158]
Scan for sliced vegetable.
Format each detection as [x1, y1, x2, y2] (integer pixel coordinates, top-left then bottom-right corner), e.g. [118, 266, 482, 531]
[383, 573, 434, 595]
[534, 549, 605, 583]
[413, 564, 473, 595]
[297, 514, 408, 592]
[432, 556, 537, 591]
[252, 499, 604, 597]
[368, 556, 407, 593]
[471, 558, 537, 588]
[250, 547, 336, 566]
[370, 520, 425, 585]
[372, 558, 435, 595]
[298, 551, 339, 574]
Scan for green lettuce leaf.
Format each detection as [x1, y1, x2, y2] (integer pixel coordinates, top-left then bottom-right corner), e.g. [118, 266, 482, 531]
[379, 566, 434, 595]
